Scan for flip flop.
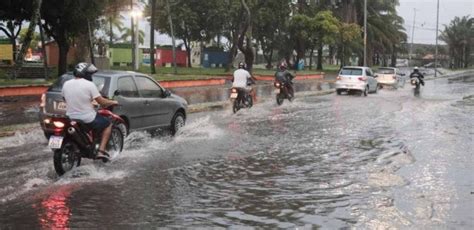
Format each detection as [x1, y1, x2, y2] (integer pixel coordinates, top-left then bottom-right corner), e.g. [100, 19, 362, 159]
[96, 150, 110, 163]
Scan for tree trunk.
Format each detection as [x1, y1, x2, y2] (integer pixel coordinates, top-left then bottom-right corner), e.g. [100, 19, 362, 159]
[236, 0, 254, 73]
[149, 0, 156, 74]
[13, 0, 42, 79]
[109, 17, 113, 44]
[317, 44, 323, 70]
[183, 37, 191, 68]
[309, 48, 314, 70]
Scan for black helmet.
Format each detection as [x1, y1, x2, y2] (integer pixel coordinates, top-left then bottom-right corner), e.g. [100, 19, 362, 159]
[238, 62, 246, 69]
[74, 62, 98, 81]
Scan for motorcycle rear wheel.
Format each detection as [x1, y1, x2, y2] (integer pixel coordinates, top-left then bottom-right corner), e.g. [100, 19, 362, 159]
[53, 139, 81, 176]
[276, 94, 284, 105]
[233, 99, 240, 113]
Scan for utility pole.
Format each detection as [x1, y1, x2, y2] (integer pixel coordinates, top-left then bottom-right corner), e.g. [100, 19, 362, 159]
[363, 0, 367, 67]
[130, 0, 136, 71]
[166, 0, 177, 74]
[434, 0, 440, 77]
[409, 8, 418, 67]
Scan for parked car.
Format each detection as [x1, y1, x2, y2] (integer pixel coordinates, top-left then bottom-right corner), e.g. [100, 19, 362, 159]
[39, 70, 188, 138]
[375, 67, 405, 89]
[335, 66, 378, 96]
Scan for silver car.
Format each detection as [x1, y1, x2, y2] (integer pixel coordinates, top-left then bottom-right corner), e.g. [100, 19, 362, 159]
[39, 70, 188, 137]
[335, 66, 378, 96]
[375, 67, 405, 89]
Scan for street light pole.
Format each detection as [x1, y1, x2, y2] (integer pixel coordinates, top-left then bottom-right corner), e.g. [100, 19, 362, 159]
[134, 16, 140, 71]
[409, 8, 417, 67]
[130, 0, 136, 70]
[363, 0, 367, 67]
[435, 0, 440, 77]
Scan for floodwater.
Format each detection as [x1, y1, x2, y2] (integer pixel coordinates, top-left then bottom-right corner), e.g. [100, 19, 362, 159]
[0, 76, 472, 228]
[0, 80, 333, 125]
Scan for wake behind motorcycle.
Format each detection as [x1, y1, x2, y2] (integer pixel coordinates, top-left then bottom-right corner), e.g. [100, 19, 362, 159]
[47, 106, 126, 176]
[274, 81, 294, 105]
[229, 87, 253, 113]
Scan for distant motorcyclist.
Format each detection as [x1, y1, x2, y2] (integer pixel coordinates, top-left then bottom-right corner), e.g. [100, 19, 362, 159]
[232, 62, 255, 103]
[409, 66, 425, 86]
[274, 62, 295, 96]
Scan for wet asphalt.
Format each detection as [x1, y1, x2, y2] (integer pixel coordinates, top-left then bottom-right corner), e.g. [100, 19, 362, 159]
[0, 75, 473, 228]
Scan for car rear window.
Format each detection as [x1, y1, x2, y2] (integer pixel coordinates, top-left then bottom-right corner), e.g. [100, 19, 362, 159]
[50, 74, 110, 96]
[340, 68, 363, 75]
[377, 68, 395, 74]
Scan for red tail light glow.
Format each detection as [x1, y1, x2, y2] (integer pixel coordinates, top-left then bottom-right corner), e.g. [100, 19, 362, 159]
[231, 88, 237, 93]
[358, 77, 367, 81]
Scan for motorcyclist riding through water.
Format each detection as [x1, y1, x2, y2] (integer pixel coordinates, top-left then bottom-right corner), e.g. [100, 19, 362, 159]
[409, 66, 425, 86]
[274, 62, 295, 96]
[62, 62, 118, 160]
[232, 62, 256, 104]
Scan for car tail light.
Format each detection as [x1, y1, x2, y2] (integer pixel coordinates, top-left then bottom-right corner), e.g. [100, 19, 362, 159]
[336, 76, 342, 80]
[392, 76, 397, 79]
[40, 93, 46, 107]
[358, 77, 367, 81]
[53, 121, 65, 128]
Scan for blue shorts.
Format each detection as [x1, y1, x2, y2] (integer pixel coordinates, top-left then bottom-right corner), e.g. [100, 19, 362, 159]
[87, 114, 111, 133]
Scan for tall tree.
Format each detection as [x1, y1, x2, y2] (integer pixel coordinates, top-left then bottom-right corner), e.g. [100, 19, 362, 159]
[440, 16, 473, 68]
[41, 0, 107, 76]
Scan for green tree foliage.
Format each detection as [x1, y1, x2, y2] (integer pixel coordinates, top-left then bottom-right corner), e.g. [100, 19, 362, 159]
[152, 0, 225, 67]
[41, 0, 107, 76]
[440, 16, 473, 68]
[0, 0, 33, 60]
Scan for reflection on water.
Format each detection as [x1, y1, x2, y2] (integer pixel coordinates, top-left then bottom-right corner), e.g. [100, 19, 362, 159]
[36, 185, 74, 229]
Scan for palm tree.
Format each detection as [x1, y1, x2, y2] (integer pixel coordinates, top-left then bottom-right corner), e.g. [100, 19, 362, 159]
[120, 27, 145, 44]
[440, 16, 473, 68]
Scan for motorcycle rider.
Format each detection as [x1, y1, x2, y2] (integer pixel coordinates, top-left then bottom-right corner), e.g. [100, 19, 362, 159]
[62, 63, 118, 160]
[274, 62, 295, 97]
[232, 62, 255, 104]
[409, 66, 425, 86]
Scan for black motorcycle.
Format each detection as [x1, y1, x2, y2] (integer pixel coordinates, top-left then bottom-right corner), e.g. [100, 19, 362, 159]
[230, 87, 253, 113]
[47, 107, 126, 175]
[274, 81, 294, 105]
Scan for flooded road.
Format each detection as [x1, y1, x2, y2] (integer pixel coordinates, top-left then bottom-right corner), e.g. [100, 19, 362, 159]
[0, 76, 473, 228]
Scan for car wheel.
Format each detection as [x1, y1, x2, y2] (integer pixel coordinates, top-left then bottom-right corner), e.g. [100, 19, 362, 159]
[336, 89, 342, 95]
[170, 112, 185, 135]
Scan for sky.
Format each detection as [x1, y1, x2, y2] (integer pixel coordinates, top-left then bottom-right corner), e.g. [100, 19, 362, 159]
[397, 0, 474, 44]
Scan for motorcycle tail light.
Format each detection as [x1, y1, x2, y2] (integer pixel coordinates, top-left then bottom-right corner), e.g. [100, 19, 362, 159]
[358, 77, 367, 81]
[53, 121, 65, 128]
[40, 93, 46, 107]
[231, 88, 237, 93]
[275, 82, 281, 87]
[44, 118, 51, 124]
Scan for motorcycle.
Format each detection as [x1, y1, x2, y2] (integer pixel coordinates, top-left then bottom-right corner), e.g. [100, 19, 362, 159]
[410, 77, 421, 95]
[47, 106, 126, 176]
[229, 87, 253, 113]
[274, 81, 294, 105]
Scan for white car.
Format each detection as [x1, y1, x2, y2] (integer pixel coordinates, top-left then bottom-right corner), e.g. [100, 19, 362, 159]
[335, 66, 378, 96]
[375, 67, 405, 89]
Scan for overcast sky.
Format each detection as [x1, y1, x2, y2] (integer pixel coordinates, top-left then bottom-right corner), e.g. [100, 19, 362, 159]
[397, 0, 473, 44]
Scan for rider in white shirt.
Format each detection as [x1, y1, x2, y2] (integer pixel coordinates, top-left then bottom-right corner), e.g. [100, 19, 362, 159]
[232, 62, 255, 103]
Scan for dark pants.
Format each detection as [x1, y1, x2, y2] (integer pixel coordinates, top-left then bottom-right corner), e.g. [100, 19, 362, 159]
[87, 114, 111, 135]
